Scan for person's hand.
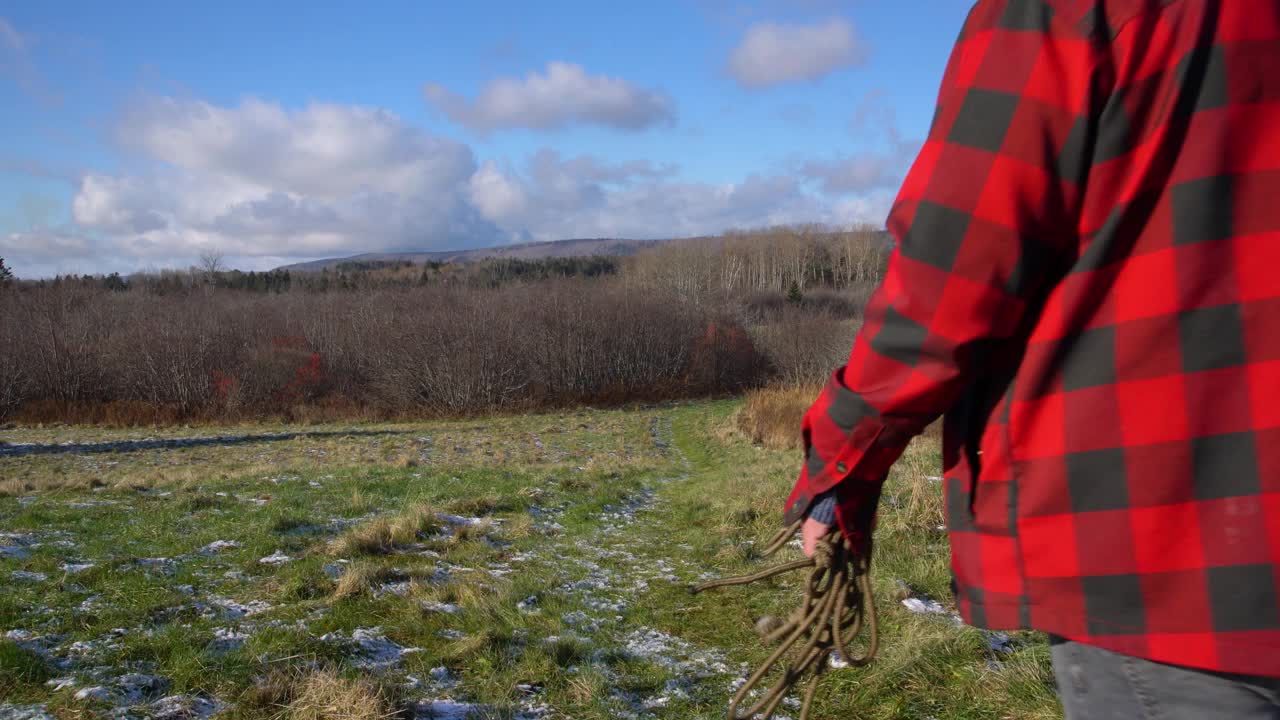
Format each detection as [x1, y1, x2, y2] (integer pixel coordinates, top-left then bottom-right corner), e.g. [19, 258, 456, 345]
[801, 516, 831, 558]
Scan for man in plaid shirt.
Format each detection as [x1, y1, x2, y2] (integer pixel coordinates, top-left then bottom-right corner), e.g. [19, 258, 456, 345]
[788, 0, 1280, 714]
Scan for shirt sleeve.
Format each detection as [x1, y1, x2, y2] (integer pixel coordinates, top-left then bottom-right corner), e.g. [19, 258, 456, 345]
[785, 0, 1099, 525]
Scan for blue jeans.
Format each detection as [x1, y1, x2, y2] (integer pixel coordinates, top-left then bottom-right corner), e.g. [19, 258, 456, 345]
[1051, 636, 1280, 719]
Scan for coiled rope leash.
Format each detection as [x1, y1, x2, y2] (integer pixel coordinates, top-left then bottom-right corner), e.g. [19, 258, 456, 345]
[691, 521, 878, 720]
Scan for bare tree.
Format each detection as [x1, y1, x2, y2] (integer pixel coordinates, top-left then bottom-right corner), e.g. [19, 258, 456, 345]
[198, 251, 225, 277]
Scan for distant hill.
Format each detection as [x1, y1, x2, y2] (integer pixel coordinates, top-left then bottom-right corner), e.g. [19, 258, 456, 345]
[276, 237, 668, 272]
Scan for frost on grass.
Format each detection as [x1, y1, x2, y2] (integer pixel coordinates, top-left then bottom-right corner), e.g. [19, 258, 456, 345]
[319, 627, 421, 670]
[206, 627, 250, 655]
[901, 596, 964, 626]
[199, 595, 273, 621]
[74, 673, 171, 705]
[197, 540, 240, 556]
[0, 532, 41, 560]
[420, 601, 461, 615]
[258, 550, 292, 566]
[409, 700, 550, 720]
[0, 706, 56, 720]
[147, 694, 226, 720]
[130, 557, 179, 576]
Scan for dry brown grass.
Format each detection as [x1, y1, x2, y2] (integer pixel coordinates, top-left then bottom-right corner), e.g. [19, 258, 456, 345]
[390, 504, 441, 542]
[735, 384, 943, 452]
[330, 519, 395, 557]
[286, 669, 402, 720]
[879, 473, 946, 534]
[329, 504, 441, 557]
[449, 519, 494, 543]
[329, 563, 385, 601]
[237, 668, 402, 720]
[346, 489, 374, 516]
[498, 514, 534, 541]
[329, 563, 440, 602]
[445, 493, 506, 516]
[390, 453, 418, 469]
[733, 385, 821, 450]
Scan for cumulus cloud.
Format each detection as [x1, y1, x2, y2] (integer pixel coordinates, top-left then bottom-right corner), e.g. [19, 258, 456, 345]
[54, 96, 503, 268]
[5, 92, 902, 276]
[424, 62, 675, 133]
[728, 18, 866, 89]
[0, 227, 107, 278]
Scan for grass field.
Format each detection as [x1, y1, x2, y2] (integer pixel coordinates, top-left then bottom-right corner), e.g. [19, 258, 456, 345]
[0, 401, 1061, 719]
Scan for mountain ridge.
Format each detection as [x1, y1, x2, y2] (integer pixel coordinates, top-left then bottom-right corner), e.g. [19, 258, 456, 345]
[276, 237, 672, 272]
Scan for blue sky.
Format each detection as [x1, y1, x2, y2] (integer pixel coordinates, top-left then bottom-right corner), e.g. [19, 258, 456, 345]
[0, 0, 973, 276]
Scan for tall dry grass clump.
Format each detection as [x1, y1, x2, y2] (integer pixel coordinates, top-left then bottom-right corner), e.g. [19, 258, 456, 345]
[239, 669, 403, 720]
[734, 385, 820, 450]
[328, 504, 441, 556]
[286, 669, 401, 720]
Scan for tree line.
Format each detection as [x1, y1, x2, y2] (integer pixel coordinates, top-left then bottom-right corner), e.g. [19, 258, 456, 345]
[0, 225, 888, 423]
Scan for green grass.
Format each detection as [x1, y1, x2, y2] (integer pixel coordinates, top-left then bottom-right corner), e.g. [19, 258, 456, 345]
[0, 401, 1061, 718]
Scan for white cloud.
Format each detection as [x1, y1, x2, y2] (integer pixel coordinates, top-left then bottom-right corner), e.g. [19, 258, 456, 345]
[424, 62, 675, 133]
[57, 96, 503, 268]
[5, 92, 901, 276]
[728, 18, 866, 89]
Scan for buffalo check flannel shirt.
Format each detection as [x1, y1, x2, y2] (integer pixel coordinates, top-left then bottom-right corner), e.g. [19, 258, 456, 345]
[784, 0, 1280, 676]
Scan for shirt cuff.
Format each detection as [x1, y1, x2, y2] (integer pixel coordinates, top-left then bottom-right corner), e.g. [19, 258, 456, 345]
[806, 490, 838, 525]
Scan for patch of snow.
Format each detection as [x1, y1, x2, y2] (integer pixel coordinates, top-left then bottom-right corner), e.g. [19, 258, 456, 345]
[198, 540, 240, 556]
[74, 687, 115, 703]
[147, 694, 226, 720]
[201, 595, 272, 620]
[59, 562, 95, 573]
[258, 551, 291, 566]
[11, 570, 47, 583]
[0, 533, 38, 561]
[45, 677, 77, 691]
[901, 596, 964, 625]
[74, 673, 170, 705]
[561, 610, 602, 634]
[410, 700, 480, 720]
[374, 581, 413, 597]
[986, 631, 1014, 654]
[902, 597, 946, 614]
[429, 666, 458, 688]
[437, 513, 486, 527]
[0, 706, 55, 720]
[206, 628, 250, 655]
[319, 627, 421, 670]
[132, 557, 178, 575]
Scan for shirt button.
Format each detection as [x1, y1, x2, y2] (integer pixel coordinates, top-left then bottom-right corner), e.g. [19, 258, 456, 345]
[836, 462, 848, 474]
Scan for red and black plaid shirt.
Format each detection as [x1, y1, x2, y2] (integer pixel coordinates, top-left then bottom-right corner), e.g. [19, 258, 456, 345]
[785, 0, 1280, 676]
